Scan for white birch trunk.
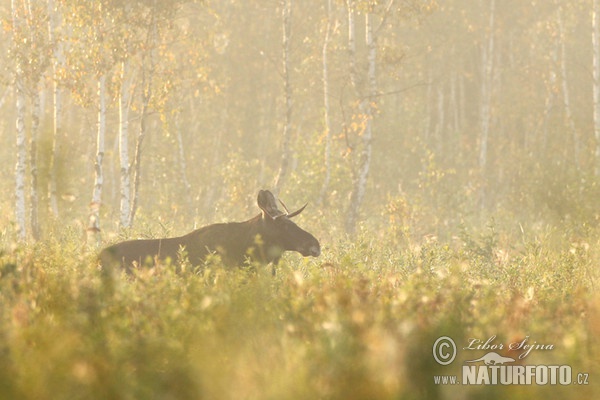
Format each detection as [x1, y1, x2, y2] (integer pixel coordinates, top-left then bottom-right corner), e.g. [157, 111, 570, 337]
[479, 0, 495, 173]
[47, 0, 62, 218]
[346, 10, 376, 234]
[87, 75, 106, 246]
[30, 85, 41, 240]
[319, 0, 334, 205]
[593, 0, 600, 175]
[423, 67, 433, 142]
[93, 75, 106, 208]
[558, 6, 579, 168]
[435, 86, 445, 154]
[15, 78, 27, 241]
[175, 113, 192, 211]
[450, 70, 460, 137]
[119, 61, 132, 228]
[129, 13, 157, 227]
[12, 0, 27, 241]
[274, 0, 293, 194]
[347, 0, 357, 90]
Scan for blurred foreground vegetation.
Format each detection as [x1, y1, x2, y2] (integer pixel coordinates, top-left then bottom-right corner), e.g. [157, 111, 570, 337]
[1, 219, 599, 400]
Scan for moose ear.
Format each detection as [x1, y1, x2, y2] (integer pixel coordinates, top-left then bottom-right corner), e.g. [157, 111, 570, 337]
[257, 190, 286, 219]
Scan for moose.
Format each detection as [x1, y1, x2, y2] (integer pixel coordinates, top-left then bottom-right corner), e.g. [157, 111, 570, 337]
[99, 190, 320, 272]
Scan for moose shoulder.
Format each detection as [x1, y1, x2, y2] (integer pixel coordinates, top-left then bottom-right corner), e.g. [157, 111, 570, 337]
[99, 190, 320, 272]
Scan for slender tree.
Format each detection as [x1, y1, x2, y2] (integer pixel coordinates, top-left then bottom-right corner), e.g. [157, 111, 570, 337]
[345, 0, 387, 234]
[12, 0, 27, 240]
[119, 60, 133, 228]
[479, 0, 495, 172]
[87, 75, 107, 246]
[593, 0, 600, 175]
[478, 0, 496, 208]
[319, 0, 335, 205]
[557, 5, 579, 169]
[129, 6, 158, 227]
[274, 0, 294, 193]
[29, 85, 41, 240]
[11, 0, 35, 241]
[47, 0, 63, 219]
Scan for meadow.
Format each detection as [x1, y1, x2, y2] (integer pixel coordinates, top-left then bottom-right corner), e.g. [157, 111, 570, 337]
[0, 219, 598, 400]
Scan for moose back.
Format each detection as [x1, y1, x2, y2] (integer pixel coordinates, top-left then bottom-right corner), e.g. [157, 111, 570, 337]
[99, 190, 320, 272]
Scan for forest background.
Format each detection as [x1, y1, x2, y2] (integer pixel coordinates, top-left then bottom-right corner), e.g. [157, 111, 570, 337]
[3, 0, 600, 243]
[2, 0, 600, 398]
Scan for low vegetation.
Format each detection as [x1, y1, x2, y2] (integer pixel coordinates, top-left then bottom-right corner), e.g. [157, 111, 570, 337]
[0, 220, 598, 399]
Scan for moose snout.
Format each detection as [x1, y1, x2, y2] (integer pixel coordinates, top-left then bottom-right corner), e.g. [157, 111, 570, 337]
[309, 244, 321, 257]
[302, 241, 320, 257]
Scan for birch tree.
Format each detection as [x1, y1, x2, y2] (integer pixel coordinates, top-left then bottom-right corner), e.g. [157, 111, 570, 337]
[64, 1, 117, 245]
[12, 0, 27, 241]
[129, 8, 159, 227]
[119, 61, 133, 228]
[479, 0, 495, 173]
[345, 0, 385, 235]
[478, 0, 496, 208]
[319, 0, 335, 205]
[10, 0, 49, 241]
[274, 0, 293, 193]
[87, 75, 107, 246]
[29, 85, 41, 240]
[557, 6, 579, 168]
[47, 0, 63, 219]
[593, 0, 600, 175]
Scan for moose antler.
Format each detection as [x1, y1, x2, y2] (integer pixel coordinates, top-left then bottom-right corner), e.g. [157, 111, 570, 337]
[278, 199, 290, 214]
[286, 203, 307, 218]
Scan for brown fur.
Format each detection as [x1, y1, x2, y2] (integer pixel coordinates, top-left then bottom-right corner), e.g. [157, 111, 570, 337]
[99, 191, 320, 272]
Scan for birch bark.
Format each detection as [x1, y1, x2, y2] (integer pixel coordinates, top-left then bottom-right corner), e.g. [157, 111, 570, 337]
[346, 8, 376, 234]
[119, 61, 132, 228]
[557, 7, 579, 168]
[15, 78, 27, 241]
[87, 75, 106, 246]
[319, 0, 334, 205]
[479, 0, 495, 173]
[274, 0, 293, 194]
[593, 0, 600, 175]
[30, 86, 41, 240]
[12, 0, 27, 241]
[129, 11, 157, 227]
[47, 0, 62, 218]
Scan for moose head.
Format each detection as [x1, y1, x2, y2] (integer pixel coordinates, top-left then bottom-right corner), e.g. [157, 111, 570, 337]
[252, 190, 321, 262]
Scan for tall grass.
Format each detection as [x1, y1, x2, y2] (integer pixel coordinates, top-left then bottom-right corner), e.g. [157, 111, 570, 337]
[0, 225, 598, 399]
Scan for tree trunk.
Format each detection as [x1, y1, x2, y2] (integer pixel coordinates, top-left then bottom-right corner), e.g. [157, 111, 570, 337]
[15, 76, 27, 242]
[274, 0, 293, 194]
[12, 0, 27, 241]
[558, 6, 579, 169]
[30, 85, 41, 240]
[593, 0, 600, 175]
[175, 112, 192, 215]
[541, 33, 559, 153]
[47, 0, 62, 218]
[478, 0, 495, 208]
[346, 10, 376, 235]
[479, 0, 495, 171]
[129, 11, 157, 227]
[119, 61, 132, 228]
[319, 0, 334, 206]
[423, 67, 433, 143]
[87, 75, 106, 247]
